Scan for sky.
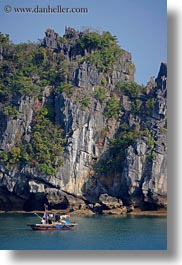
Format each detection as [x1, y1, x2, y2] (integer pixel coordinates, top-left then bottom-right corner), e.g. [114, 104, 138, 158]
[0, 0, 167, 85]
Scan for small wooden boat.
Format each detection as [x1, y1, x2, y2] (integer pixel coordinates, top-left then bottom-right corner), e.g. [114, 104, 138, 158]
[27, 222, 77, 231]
[27, 211, 77, 231]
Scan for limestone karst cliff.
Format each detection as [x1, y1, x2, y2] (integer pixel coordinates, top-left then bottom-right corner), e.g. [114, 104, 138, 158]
[0, 28, 167, 213]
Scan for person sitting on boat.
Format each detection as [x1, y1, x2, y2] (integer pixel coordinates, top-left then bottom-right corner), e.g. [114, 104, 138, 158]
[48, 219, 52, 224]
[47, 213, 54, 224]
[55, 214, 60, 222]
[41, 217, 46, 224]
[49, 213, 54, 218]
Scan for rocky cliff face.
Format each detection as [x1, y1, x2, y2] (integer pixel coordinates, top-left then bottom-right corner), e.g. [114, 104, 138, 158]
[0, 28, 167, 213]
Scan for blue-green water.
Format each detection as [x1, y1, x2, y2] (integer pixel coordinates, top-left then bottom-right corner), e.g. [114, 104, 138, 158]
[0, 213, 167, 250]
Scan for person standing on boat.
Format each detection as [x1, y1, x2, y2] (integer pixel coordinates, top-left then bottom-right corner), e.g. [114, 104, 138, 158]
[43, 204, 49, 223]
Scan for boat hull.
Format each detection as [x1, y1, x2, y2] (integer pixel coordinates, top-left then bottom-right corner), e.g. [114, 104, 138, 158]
[27, 224, 75, 231]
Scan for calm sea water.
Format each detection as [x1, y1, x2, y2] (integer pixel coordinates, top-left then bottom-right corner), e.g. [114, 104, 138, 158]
[0, 213, 167, 250]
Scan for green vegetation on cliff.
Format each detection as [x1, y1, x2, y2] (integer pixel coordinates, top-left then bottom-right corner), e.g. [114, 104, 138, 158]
[2, 106, 19, 119]
[116, 81, 145, 98]
[105, 97, 120, 119]
[0, 37, 67, 101]
[78, 31, 124, 72]
[94, 122, 157, 175]
[0, 106, 65, 173]
[95, 86, 107, 102]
